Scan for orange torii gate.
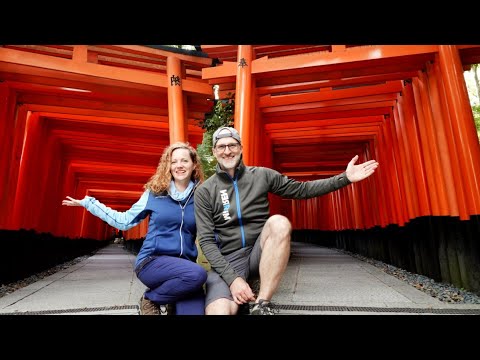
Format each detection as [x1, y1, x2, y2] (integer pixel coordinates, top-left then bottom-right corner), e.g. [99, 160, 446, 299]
[0, 45, 214, 239]
[1, 44, 480, 291]
[201, 45, 480, 228]
[199, 45, 480, 292]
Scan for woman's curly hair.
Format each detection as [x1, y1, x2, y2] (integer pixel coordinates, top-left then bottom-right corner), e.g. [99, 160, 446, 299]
[144, 142, 204, 195]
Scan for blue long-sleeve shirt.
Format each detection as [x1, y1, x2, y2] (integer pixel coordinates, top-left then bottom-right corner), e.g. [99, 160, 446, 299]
[81, 188, 198, 269]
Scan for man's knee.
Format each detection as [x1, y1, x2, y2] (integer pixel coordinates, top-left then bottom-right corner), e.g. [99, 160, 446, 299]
[267, 214, 292, 236]
[205, 298, 238, 315]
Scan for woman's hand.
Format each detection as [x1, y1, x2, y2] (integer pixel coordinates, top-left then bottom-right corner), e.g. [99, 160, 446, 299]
[62, 196, 83, 207]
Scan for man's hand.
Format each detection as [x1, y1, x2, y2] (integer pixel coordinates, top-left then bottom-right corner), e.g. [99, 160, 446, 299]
[230, 277, 256, 305]
[345, 155, 379, 183]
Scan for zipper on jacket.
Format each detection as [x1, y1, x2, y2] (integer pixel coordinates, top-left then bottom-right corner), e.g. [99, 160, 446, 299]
[233, 177, 246, 248]
[179, 207, 185, 256]
[176, 184, 197, 257]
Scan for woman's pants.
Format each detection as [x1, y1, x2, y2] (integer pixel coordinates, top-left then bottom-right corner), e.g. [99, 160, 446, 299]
[136, 255, 207, 315]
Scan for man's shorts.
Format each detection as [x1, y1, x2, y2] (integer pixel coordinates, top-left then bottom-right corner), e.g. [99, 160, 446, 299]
[205, 234, 262, 307]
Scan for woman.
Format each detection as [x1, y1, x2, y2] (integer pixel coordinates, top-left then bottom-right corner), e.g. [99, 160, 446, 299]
[62, 142, 207, 315]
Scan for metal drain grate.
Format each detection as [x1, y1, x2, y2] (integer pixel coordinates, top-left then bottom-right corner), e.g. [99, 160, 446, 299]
[2, 304, 479, 315]
[275, 304, 480, 314]
[0, 305, 139, 315]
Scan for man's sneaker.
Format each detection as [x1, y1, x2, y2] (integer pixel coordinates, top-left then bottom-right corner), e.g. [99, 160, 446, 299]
[139, 295, 171, 315]
[249, 299, 279, 315]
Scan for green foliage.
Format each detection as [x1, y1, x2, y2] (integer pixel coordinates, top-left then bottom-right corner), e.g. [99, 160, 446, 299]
[472, 104, 480, 142]
[472, 105, 480, 131]
[196, 93, 235, 178]
[197, 132, 217, 179]
[199, 93, 235, 132]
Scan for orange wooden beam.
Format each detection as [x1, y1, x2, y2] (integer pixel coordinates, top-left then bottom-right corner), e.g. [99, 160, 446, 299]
[438, 45, 480, 214]
[167, 56, 187, 142]
[0, 47, 213, 95]
[99, 45, 214, 67]
[261, 94, 397, 113]
[259, 81, 402, 108]
[265, 116, 384, 131]
[255, 71, 418, 95]
[234, 46, 254, 165]
[203, 45, 438, 80]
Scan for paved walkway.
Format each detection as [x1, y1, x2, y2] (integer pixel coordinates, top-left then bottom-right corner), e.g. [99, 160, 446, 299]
[272, 243, 480, 315]
[1, 242, 479, 315]
[0, 244, 145, 315]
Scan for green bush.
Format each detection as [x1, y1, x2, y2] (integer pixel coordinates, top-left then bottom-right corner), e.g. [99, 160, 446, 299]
[197, 93, 235, 179]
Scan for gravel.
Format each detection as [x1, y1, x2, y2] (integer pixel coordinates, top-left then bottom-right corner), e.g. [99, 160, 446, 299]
[0, 255, 91, 299]
[339, 249, 480, 304]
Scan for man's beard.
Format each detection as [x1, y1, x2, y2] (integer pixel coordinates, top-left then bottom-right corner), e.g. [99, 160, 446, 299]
[219, 155, 240, 171]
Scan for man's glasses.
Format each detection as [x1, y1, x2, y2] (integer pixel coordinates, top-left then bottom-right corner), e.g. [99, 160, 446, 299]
[215, 143, 240, 152]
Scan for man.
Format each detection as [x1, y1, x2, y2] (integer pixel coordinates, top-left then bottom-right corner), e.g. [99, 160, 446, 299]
[194, 127, 379, 315]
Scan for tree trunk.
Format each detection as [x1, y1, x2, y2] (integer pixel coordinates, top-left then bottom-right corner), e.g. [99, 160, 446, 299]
[473, 64, 480, 103]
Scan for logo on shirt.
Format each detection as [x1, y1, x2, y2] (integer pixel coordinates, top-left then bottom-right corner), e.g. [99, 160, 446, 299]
[220, 189, 231, 221]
